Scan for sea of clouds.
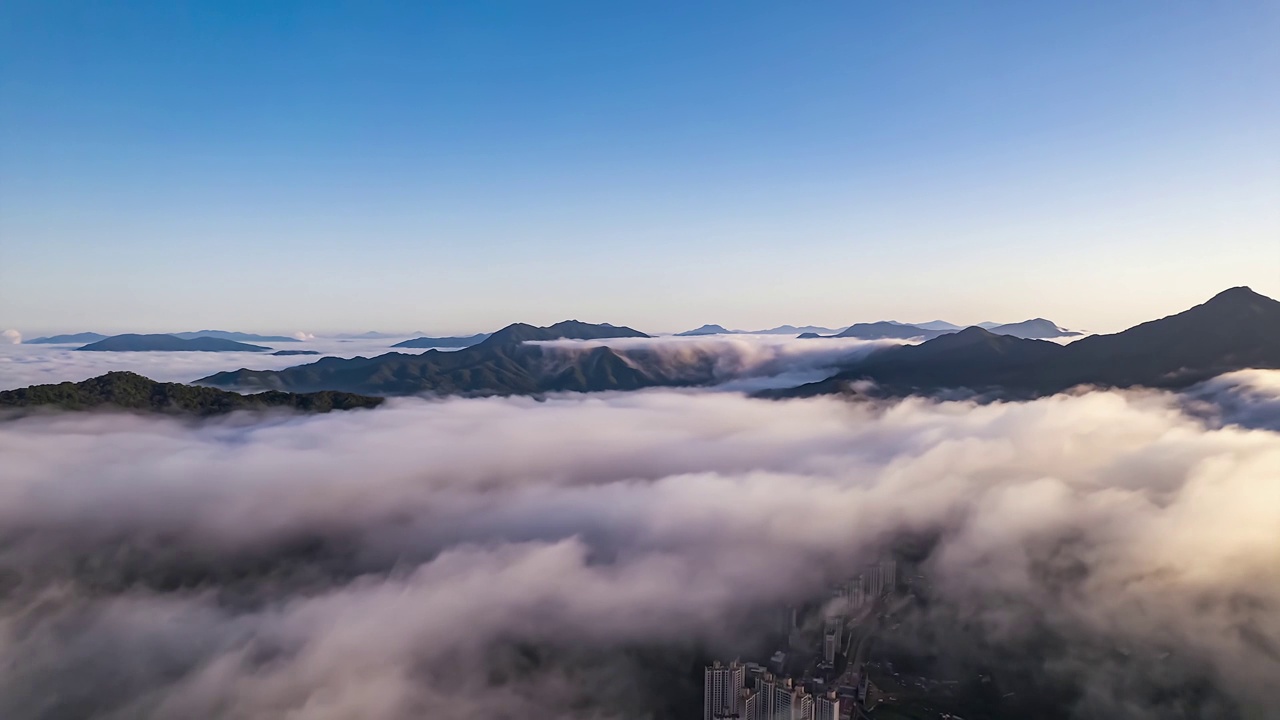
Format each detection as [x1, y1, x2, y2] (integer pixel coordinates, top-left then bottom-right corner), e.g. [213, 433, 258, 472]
[534, 334, 906, 390]
[2, 364, 1278, 719]
[0, 336, 426, 391]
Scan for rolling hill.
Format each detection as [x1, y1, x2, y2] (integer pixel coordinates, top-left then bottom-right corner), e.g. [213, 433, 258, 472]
[199, 320, 655, 395]
[26, 332, 109, 344]
[677, 324, 735, 336]
[391, 333, 491, 349]
[0, 372, 383, 415]
[77, 334, 272, 352]
[834, 322, 952, 340]
[173, 330, 300, 343]
[985, 318, 1081, 339]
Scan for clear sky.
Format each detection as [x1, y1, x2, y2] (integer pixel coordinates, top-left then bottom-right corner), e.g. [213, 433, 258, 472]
[2, 1, 1277, 336]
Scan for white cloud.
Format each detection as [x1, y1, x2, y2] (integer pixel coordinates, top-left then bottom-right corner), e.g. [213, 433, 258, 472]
[1, 376, 1278, 718]
[0, 336, 416, 391]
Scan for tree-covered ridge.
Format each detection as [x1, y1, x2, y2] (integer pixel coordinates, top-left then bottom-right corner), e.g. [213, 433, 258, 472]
[200, 320, 656, 395]
[0, 372, 384, 416]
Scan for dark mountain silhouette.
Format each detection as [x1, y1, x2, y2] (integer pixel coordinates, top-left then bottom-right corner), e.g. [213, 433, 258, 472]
[774, 287, 1280, 399]
[751, 325, 844, 335]
[986, 318, 1081, 339]
[197, 288, 1278, 400]
[271, 350, 321, 356]
[392, 333, 491, 349]
[199, 321, 654, 395]
[677, 324, 847, 336]
[807, 319, 1078, 341]
[0, 372, 382, 416]
[677, 324, 734, 336]
[777, 328, 1061, 397]
[1048, 286, 1280, 389]
[173, 330, 300, 343]
[834, 322, 951, 340]
[77, 334, 271, 352]
[473, 320, 648, 347]
[26, 332, 108, 344]
[912, 320, 963, 332]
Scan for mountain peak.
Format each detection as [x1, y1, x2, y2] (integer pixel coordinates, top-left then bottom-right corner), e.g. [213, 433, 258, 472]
[677, 324, 732, 336]
[481, 321, 649, 347]
[943, 326, 1000, 342]
[1206, 286, 1265, 304]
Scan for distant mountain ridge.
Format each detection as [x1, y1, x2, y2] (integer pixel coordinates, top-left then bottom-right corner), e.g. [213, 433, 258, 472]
[910, 320, 963, 332]
[983, 318, 1080, 339]
[677, 324, 733, 336]
[173, 330, 300, 343]
[199, 320, 656, 395]
[761, 325, 845, 335]
[833, 322, 952, 340]
[801, 318, 1079, 341]
[77, 334, 271, 353]
[196, 289, 1280, 400]
[29, 331, 303, 344]
[674, 324, 845, 336]
[26, 332, 109, 344]
[773, 287, 1280, 399]
[0, 372, 382, 415]
[392, 333, 491, 349]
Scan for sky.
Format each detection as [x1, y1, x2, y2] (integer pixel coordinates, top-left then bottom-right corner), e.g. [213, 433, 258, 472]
[1, 1, 1277, 336]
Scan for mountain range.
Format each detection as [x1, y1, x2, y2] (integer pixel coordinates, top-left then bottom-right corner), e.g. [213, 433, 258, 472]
[77, 334, 272, 352]
[676, 324, 733, 336]
[675, 324, 847, 336]
[26, 330, 301, 345]
[193, 287, 1280, 401]
[773, 287, 1280, 399]
[0, 372, 382, 415]
[172, 330, 300, 343]
[820, 318, 1079, 341]
[391, 333, 492, 349]
[678, 319, 1076, 339]
[26, 332, 110, 344]
[199, 320, 657, 395]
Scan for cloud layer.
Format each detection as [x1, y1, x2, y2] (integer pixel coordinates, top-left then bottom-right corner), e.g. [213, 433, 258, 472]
[1, 373, 1279, 719]
[536, 334, 904, 390]
[0, 337, 418, 391]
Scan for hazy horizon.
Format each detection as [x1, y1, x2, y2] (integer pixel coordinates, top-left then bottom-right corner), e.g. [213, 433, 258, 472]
[3, 3, 1277, 335]
[9, 282, 1280, 341]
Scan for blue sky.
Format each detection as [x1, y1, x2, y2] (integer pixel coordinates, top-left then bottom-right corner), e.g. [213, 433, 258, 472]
[2, 1, 1277, 336]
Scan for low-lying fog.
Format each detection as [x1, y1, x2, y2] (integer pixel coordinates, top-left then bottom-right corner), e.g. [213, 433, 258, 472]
[2, 369, 1278, 719]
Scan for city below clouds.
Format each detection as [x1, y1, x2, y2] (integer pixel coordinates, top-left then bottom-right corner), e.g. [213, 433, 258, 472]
[2, 372, 1278, 718]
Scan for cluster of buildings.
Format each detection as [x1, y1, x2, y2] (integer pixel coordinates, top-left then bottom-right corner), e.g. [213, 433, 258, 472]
[704, 561, 901, 720]
[704, 661, 840, 720]
[831, 560, 896, 613]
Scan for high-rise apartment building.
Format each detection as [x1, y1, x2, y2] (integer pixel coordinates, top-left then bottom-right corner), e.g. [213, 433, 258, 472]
[739, 688, 760, 720]
[704, 661, 746, 720]
[836, 559, 899, 613]
[822, 616, 841, 664]
[813, 690, 840, 720]
[754, 674, 814, 720]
